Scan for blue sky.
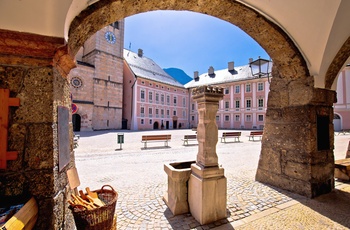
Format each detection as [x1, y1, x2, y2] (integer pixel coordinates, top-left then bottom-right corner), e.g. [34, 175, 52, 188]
[124, 10, 270, 78]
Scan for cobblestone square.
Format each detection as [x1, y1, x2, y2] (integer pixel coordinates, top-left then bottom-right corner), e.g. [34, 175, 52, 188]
[74, 129, 350, 229]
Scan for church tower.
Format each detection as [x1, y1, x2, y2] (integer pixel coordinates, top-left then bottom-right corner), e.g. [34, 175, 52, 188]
[69, 20, 124, 131]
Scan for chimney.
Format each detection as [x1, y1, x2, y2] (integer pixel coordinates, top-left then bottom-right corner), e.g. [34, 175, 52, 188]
[249, 58, 253, 64]
[194, 71, 199, 81]
[208, 66, 214, 75]
[228, 61, 234, 71]
[138, 49, 143, 57]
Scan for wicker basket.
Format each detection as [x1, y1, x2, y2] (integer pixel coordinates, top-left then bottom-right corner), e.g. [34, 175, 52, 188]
[70, 185, 118, 230]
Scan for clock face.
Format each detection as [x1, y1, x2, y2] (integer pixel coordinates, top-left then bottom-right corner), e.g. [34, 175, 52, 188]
[71, 77, 83, 88]
[105, 31, 116, 44]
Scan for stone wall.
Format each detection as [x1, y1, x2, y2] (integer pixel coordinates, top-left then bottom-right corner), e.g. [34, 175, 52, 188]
[0, 30, 75, 229]
[256, 88, 336, 197]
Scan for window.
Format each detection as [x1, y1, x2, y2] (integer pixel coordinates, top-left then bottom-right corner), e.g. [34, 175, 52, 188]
[258, 82, 264, 91]
[141, 89, 145, 100]
[246, 84, 251, 93]
[167, 110, 170, 116]
[235, 85, 240, 93]
[156, 109, 159, 117]
[225, 115, 230, 121]
[161, 109, 164, 117]
[225, 101, 230, 109]
[155, 93, 159, 103]
[192, 103, 195, 111]
[161, 94, 164, 104]
[173, 110, 177, 116]
[183, 98, 186, 107]
[148, 108, 152, 117]
[156, 84, 159, 88]
[235, 100, 240, 108]
[246, 114, 252, 122]
[258, 115, 264, 121]
[191, 116, 194, 121]
[246, 99, 251, 108]
[174, 96, 177, 105]
[149, 92, 153, 102]
[182, 110, 186, 118]
[225, 87, 229, 94]
[166, 95, 170, 105]
[140, 107, 144, 116]
[216, 116, 220, 121]
[150, 83, 152, 86]
[141, 119, 144, 124]
[235, 115, 240, 121]
[141, 81, 145, 85]
[258, 98, 264, 107]
[149, 119, 152, 124]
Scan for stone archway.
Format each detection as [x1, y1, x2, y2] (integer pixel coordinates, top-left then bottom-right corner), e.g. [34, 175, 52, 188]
[66, 0, 335, 198]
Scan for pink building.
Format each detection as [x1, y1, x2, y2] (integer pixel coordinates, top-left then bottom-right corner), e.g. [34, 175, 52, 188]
[334, 64, 350, 131]
[185, 62, 271, 130]
[123, 49, 189, 130]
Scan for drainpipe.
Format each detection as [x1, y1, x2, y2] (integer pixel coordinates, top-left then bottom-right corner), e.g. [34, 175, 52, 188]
[187, 88, 191, 128]
[130, 77, 137, 130]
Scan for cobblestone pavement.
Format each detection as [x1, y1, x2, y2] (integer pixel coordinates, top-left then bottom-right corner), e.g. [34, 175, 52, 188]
[74, 129, 350, 229]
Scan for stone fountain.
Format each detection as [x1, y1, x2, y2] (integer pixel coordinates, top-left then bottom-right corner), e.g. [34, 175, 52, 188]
[164, 85, 226, 225]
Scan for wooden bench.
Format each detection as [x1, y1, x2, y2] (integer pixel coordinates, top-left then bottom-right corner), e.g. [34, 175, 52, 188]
[248, 131, 263, 141]
[141, 134, 171, 149]
[337, 129, 350, 135]
[181, 135, 197, 146]
[220, 132, 241, 143]
[334, 158, 350, 181]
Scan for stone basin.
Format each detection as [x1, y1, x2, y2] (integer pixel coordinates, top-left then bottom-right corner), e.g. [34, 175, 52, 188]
[163, 160, 195, 215]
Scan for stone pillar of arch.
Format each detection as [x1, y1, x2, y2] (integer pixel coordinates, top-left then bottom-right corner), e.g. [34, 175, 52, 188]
[0, 29, 76, 229]
[256, 66, 336, 198]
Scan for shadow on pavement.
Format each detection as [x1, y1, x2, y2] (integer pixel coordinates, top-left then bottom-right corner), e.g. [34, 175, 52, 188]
[163, 207, 234, 230]
[269, 181, 350, 229]
[141, 146, 171, 150]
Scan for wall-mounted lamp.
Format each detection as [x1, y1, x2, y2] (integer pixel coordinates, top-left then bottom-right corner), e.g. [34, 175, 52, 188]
[249, 56, 272, 84]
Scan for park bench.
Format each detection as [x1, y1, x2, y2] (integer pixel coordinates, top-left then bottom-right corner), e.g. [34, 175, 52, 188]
[334, 158, 350, 181]
[181, 135, 197, 146]
[248, 131, 263, 141]
[337, 129, 350, 135]
[141, 134, 171, 149]
[220, 132, 241, 143]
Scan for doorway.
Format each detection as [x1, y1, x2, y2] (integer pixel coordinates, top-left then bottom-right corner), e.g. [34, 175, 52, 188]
[153, 121, 159, 129]
[166, 121, 169, 129]
[72, 114, 81, 132]
[333, 114, 341, 131]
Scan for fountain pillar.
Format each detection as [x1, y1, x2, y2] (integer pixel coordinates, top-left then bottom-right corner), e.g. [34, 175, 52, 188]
[188, 86, 227, 224]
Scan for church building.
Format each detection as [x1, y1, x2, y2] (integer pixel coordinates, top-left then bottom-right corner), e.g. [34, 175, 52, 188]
[68, 21, 125, 131]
